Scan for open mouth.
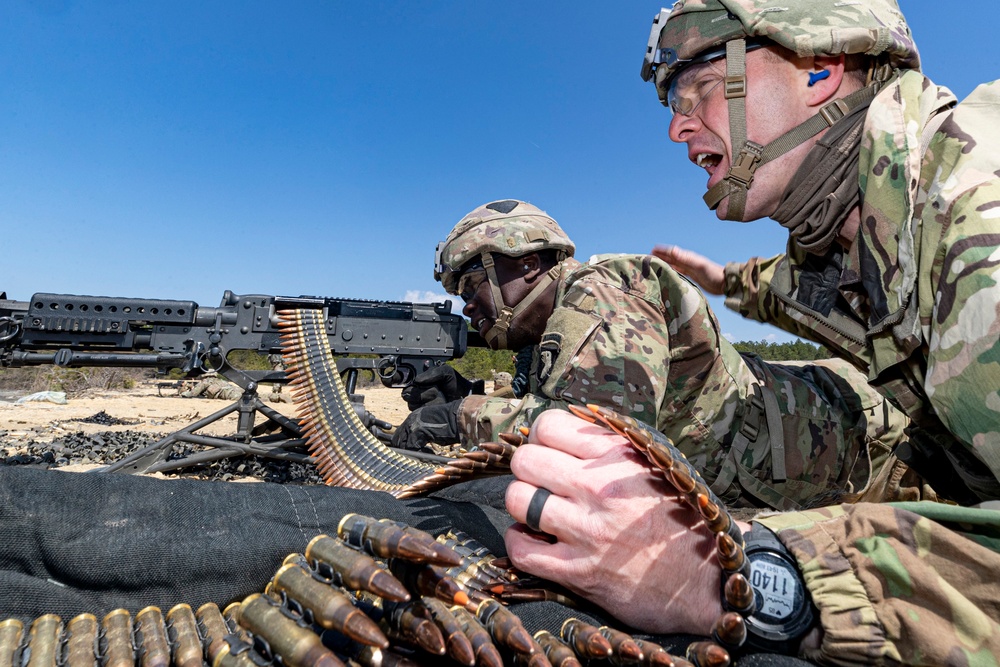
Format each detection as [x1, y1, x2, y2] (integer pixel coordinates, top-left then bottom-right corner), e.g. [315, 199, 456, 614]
[695, 153, 723, 174]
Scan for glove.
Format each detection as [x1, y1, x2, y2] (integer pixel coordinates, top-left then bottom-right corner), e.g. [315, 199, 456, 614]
[401, 365, 484, 411]
[391, 400, 462, 452]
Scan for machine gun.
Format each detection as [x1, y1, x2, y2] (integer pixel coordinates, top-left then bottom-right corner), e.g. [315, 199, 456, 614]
[0, 290, 478, 474]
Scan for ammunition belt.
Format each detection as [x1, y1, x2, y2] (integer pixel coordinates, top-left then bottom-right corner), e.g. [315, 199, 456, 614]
[277, 308, 512, 497]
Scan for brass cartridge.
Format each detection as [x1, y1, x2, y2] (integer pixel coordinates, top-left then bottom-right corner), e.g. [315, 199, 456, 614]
[101, 610, 134, 667]
[165, 604, 204, 667]
[64, 614, 98, 667]
[238, 594, 344, 667]
[26, 614, 61, 667]
[0, 619, 25, 667]
[135, 607, 170, 667]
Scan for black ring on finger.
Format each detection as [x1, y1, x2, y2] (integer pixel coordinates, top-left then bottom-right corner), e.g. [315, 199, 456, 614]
[525, 487, 552, 533]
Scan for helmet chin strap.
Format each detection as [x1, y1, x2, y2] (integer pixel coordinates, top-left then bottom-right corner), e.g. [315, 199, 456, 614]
[702, 39, 892, 221]
[480, 253, 564, 349]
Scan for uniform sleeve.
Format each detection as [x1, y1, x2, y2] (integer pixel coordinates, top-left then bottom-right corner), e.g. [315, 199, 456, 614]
[723, 253, 828, 342]
[456, 259, 672, 444]
[757, 502, 1000, 666]
[456, 392, 562, 445]
[723, 254, 779, 322]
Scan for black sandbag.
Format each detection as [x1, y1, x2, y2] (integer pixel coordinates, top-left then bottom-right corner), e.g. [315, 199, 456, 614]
[0, 466, 812, 666]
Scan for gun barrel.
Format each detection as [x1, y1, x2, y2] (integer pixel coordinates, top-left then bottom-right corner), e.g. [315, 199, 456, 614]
[8, 351, 187, 368]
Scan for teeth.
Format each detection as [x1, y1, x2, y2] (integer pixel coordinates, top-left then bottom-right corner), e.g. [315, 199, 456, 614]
[695, 153, 714, 168]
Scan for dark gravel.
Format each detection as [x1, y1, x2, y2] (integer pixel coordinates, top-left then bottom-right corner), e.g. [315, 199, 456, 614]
[68, 410, 139, 426]
[0, 428, 325, 485]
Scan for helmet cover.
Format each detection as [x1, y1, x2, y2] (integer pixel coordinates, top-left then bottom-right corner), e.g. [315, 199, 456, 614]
[434, 200, 575, 294]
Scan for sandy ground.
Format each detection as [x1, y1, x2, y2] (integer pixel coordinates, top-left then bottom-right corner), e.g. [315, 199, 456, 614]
[0, 380, 412, 446]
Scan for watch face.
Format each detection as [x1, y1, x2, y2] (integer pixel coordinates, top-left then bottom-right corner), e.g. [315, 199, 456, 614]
[750, 553, 804, 623]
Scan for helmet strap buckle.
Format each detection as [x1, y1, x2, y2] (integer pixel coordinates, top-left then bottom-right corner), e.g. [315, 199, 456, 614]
[484, 307, 514, 349]
[727, 141, 764, 188]
[493, 309, 514, 334]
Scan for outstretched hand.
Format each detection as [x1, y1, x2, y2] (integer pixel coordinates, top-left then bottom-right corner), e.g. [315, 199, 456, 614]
[652, 245, 726, 296]
[504, 410, 723, 635]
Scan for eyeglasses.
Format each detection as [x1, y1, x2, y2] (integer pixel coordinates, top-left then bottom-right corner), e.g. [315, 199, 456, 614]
[456, 264, 487, 302]
[650, 39, 767, 116]
[666, 59, 725, 117]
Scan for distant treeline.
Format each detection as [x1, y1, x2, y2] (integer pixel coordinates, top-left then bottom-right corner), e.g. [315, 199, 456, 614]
[732, 339, 831, 361]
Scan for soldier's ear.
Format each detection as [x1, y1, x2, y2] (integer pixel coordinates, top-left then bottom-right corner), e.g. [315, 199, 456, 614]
[805, 54, 847, 107]
[521, 253, 544, 282]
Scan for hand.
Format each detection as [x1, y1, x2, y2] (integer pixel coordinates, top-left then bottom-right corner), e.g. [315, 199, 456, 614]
[504, 410, 723, 635]
[390, 400, 462, 451]
[401, 365, 484, 410]
[652, 245, 726, 296]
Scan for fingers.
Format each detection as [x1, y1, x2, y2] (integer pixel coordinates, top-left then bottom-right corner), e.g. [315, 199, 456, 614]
[389, 419, 412, 449]
[505, 479, 588, 538]
[509, 409, 636, 501]
[528, 409, 628, 460]
[651, 244, 678, 263]
[651, 244, 696, 268]
[402, 385, 445, 410]
[506, 442, 664, 543]
[650, 245, 725, 295]
[503, 523, 578, 579]
[412, 364, 453, 384]
[509, 445, 591, 499]
[504, 522, 575, 565]
[508, 438, 647, 493]
[652, 244, 697, 273]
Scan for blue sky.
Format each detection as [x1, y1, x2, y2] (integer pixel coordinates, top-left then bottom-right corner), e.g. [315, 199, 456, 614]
[3, 1, 997, 344]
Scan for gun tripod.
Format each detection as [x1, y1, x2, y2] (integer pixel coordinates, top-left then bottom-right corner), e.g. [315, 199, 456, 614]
[99, 371, 438, 476]
[102, 382, 310, 475]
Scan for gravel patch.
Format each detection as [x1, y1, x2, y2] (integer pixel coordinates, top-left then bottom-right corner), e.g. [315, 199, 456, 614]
[0, 427, 325, 485]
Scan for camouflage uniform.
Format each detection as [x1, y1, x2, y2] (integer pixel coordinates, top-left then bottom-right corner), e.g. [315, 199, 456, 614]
[642, 0, 1000, 662]
[180, 377, 242, 401]
[759, 502, 1000, 664]
[458, 252, 907, 510]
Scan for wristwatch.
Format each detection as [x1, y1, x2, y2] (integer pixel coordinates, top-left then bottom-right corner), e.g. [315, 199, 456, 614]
[742, 523, 816, 654]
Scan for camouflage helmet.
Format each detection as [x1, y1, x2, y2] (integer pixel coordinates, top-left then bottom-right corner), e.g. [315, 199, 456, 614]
[434, 199, 575, 294]
[641, 0, 920, 100]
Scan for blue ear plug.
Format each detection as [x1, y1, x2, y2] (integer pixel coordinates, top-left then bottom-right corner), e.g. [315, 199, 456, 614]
[808, 70, 831, 87]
